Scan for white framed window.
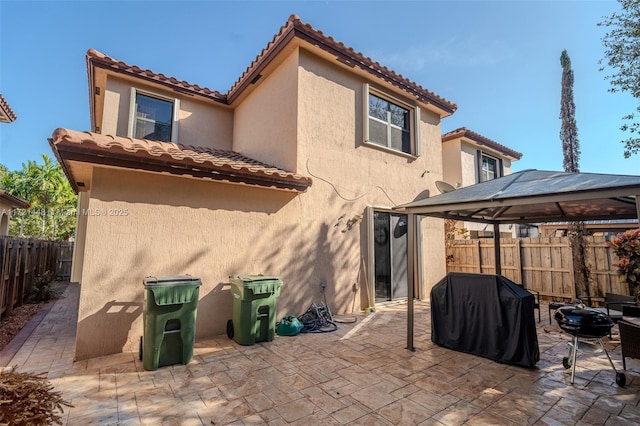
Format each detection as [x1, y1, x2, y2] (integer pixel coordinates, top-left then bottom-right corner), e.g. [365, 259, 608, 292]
[363, 84, 420, 156]
[477, 151, 503, 182]
[128, 88, 180, 143]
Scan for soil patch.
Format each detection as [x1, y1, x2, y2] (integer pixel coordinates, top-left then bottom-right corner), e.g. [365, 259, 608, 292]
[0, 303, 45, 352]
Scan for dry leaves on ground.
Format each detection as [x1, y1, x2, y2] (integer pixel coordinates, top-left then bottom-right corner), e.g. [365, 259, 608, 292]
[0, 366, 72, 425]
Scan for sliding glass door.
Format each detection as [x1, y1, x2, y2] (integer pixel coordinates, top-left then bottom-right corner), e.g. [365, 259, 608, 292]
[373, 211, 408, 302]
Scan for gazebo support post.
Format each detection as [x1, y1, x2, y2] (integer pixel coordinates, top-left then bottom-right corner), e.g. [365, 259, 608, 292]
[493, 223, 502, 275]
[406, 213, 415, 352]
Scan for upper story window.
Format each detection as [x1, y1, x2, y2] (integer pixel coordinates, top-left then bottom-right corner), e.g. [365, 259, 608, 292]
[363, 84, 420, 156]
[477, 151, 503, 182]
[128, 88, 180, 143]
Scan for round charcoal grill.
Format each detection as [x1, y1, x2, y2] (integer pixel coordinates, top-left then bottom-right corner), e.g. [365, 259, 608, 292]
[555, 306, 614, 338]
[554, 305, 626, 386]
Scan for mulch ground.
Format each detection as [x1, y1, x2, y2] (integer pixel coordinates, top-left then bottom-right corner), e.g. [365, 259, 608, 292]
[0, 303, 44, 352]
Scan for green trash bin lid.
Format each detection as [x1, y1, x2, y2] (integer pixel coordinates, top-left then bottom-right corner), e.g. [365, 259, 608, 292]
[144, 275, 201, 305]
[144, 275, 201, 286]
[229, 275, 282, 296]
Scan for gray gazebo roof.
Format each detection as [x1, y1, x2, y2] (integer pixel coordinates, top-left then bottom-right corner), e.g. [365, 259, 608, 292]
[393, 169, 640, 352]
[395, 169, 640, 224]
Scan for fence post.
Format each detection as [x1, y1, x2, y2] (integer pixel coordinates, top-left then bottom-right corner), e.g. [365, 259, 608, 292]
[514, 239, 522, 283]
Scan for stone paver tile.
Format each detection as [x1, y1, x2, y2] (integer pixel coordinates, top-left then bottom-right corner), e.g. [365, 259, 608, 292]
[117, 397, 140, 421]
[552, 395, 591, 420]
[378, 398, 433, 425]
[350, 383, 400, 411]
[349, 413, 395, 425]
[574, 407, 612, 425]
[338, 365, 383, 387]
[262, 386, 303, 405]
[331, 403, 368, 425]
[257, 407, 282, 423]
[390, 383, 420, 399]
[288, 409, 341, 426]
[273, 397, 317, 423]
[464, 411, 520, 426]
[408, 389, 458, 415]
[300, 387, 345, 414]
[117, 417, 142, 426]
[618, 402, 640, 423]
[431, 399, 483, 425]
[196, 397, 254, 425]
[245, 391, 275, 412]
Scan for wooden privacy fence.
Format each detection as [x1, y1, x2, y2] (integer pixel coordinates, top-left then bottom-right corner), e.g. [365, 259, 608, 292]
[0, 236, 73, 319]
[446, 236, 625, 301]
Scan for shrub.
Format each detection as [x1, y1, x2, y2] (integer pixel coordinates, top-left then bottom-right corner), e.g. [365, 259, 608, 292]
[608, 228, 640, 299]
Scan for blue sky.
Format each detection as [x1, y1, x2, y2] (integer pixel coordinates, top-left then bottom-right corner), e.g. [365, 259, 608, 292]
[0, 0, 638, 175]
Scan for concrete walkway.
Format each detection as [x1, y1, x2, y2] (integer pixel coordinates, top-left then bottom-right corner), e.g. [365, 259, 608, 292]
[2, 283, 640, 425]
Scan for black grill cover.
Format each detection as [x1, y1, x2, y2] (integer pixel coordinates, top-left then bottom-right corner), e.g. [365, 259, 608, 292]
[430, 272, 540, 367]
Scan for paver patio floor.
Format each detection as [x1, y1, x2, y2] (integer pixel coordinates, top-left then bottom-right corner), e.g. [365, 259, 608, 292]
[2, 283, 640, 425]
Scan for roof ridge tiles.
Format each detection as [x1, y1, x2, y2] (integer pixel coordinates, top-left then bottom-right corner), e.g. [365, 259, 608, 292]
[442, 127, 522, 160]
[86, 17, 454, 114]
[87, 49, 227, 102]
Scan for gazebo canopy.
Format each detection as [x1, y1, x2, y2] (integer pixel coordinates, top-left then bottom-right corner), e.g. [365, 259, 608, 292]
[395, 169, 640, 224]
[393, 169, 640, 352]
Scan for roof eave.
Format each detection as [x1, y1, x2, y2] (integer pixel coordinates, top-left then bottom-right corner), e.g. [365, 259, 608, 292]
[0, 191, 30, 209]
[50, 140, 311, 194]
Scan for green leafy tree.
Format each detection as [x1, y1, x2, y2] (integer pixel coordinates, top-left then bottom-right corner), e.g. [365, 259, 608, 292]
[560, 50, 592, 299]
[0, 154, 77, 241]
[599, 0, 640, 158]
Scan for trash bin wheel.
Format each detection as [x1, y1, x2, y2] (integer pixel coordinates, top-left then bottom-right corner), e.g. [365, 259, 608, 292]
[139, 336, 143, 361]
[616, 372, 626, 387]
[562, 357, 571, 369]
[226, 319, 234, 339]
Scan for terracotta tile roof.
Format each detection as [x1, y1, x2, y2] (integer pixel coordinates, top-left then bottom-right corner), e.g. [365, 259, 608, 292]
[86, 49, 227, 104]
[228, 15, 457, 114]
[49, 128, 312, 193]
[0, 94, 16, 123]
[442, 127, 522, 160]
[0, 189, 29, 209]
[87, 15, 457, 115]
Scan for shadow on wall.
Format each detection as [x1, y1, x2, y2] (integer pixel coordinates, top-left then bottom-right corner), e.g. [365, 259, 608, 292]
[76, 245, 212, 360]
[196, 281, 232, 337]
[76, 300, 142, 357]
[226, 208, 363, 320]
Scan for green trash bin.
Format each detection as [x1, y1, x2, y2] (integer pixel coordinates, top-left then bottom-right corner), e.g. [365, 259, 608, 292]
[142, 275, 201, 371]
[228, 275, 282, 346]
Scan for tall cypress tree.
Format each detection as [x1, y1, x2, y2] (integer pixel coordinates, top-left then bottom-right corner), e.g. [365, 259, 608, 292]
[560, 50, 580, 172]
[560, 50, 591, 299]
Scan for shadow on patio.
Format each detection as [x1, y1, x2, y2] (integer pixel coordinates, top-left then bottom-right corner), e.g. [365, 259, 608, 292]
[2, 283, 640, 425]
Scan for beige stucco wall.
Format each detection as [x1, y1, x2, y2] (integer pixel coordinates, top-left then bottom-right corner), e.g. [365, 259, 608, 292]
[455, 140, 517, 236]
[76, 166, 358, 359]
[0, 200, 14, 235]
[296, 50, 446, 295]
[103, 78, 234, 150]
[442, 139, 462, 188]
[233, 50, 299, 172]
[75, 47, 448, 360]
[71, 191, 90, 283]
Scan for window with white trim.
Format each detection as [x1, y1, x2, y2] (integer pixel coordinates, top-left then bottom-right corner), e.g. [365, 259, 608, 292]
[363, 84, 420, 156]
[128, 89, 180, 143]
[480, 154, 497, 182]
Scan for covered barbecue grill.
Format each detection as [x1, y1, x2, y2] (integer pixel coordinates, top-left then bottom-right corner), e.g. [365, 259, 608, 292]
[554, 304, 626, 386]
[431, 272, 539, 367]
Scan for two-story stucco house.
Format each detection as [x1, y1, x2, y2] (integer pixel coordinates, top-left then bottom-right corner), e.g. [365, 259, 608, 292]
[49, 15, 459, 360]
[441, 127, 526, 238]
